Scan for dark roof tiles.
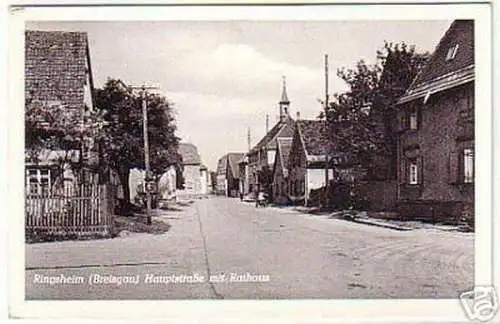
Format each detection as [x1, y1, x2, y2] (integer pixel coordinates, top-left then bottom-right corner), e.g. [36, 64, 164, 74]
[179, 143, 202, 165]
[296, 120, 330, 156]
[227, 153, 246, 179]
[25, 30, 91, 112]
[249, 117, 296, 153]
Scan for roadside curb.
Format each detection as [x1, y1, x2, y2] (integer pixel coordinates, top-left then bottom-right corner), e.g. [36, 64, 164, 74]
[350, 218, 413, 231]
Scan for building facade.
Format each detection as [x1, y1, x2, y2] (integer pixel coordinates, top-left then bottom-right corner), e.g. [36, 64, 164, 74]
[25, 30, 98, 195]
[287, 120, 341, 206]
[177, 143, 207, 198]
[272, 137, 293, 204]
[247, 78, 296, 195]
[396, 20, 474, 223]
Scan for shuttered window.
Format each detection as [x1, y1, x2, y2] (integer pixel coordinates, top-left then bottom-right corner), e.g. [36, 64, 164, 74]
[449, 148, 474, 184]
[407, 156, 423, 185]
[463, 148, 474, 183]
[409, 107, 418, 130]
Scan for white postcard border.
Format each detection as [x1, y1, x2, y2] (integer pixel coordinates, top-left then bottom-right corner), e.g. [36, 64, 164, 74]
[7, 3, 493, 322]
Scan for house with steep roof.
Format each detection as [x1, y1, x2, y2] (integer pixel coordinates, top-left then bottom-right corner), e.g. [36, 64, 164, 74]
[396, 20, 474, 223]
[271, 137, 293, 204]
[24, 30, 117, 238]
[216, 154, 228, 195]
[247, 77, 296, 196]
[216, 153, 246, 197]
[25, 30, 98, 195]
[287, 120, 351, 206]
[177, 143, 208, 197]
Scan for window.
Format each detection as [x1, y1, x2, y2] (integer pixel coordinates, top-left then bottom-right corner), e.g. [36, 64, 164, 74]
[409, 107, 418, 130]
[459, 90, 474, 121]
[26, 168, 51, 196]
[445, 44, 459, 61]
[409, 162, 418, 185]
[463, 148, 474, 183]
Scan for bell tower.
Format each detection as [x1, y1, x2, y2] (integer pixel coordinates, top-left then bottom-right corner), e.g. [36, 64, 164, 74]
[279, 76, 290, 122]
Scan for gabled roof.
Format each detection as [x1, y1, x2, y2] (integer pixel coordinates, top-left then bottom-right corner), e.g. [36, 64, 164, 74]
[249, 117, 296, 154]
[398, 20, 474, 104]
[179, 143, 201, 165]
[227, 153, 246, 179]
[216, 154, 228, 176]
[296, 120, 330, 157]
[276, 137, 293, 170]
[25, 30, 93, 112]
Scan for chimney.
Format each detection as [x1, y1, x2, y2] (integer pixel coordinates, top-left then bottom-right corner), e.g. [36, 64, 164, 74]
[266, 114, 269, 133]
[296, 111, 300, 120]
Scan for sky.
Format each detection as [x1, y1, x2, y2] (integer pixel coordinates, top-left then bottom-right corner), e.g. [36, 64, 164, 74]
[27, 20, 452, 171]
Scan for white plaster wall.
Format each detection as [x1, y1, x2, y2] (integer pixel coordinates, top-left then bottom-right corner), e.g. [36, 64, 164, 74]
[307, 169, 334, 193]
[158, 166, 177, 200]
[267, 150, 276, 165]
[200, 169, 208, 194]
[129, 168, 145, 201]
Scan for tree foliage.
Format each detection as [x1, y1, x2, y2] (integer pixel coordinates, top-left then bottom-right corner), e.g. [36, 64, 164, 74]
[324, 42, 429, 183]
[25, 95, 106, 174]
[94, 78, 182, 204]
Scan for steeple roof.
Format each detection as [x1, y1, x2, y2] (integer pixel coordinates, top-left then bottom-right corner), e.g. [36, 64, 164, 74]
[279, 76, 290, 104]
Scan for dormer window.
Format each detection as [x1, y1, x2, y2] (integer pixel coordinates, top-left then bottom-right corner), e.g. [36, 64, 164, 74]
[445, 44, 459, 61]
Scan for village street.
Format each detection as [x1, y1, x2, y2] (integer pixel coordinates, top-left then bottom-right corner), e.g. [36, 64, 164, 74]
[25, 197, 473, 300]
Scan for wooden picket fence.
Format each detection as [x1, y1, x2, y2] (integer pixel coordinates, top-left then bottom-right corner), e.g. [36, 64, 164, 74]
[25, 184, 114, 238]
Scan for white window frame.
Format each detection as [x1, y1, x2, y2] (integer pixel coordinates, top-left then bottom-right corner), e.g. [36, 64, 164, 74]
[463, 148, 474, 183]
[445, 44, 459, 61]
[26, 168, 51, 196]
[409, 163, 418, 185]
[409, 107, 418, 130]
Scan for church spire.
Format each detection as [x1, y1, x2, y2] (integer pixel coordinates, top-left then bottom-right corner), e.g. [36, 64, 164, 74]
[279, 76, 290, 122]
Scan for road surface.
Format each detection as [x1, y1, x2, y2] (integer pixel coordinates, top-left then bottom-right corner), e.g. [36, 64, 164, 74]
[25, 196, 473, 299]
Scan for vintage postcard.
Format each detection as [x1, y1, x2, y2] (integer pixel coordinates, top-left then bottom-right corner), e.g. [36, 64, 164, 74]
[6, 2, 496, 322]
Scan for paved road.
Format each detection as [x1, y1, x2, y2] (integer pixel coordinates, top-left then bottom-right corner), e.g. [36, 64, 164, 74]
[25, 196, 473, 299]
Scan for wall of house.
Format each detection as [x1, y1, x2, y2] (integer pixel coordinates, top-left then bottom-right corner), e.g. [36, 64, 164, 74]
[83, 54, 93, 111]
[287, 131, 307, 203]
[398, 82, 474, 221]
[272, 149, 287, 204]
[216, 175, 227, 195]
[178, 165, 202, 196]
[129, 168, 145, 202]
[306, 169, 334, 196]
[267, 150, 276, 166]
[158, 166, 177, 200]
[247, 152, 258, 193]
[357, 180, 398, 211]
[200, 169, 208, 195]
[238, 163, 249, 195]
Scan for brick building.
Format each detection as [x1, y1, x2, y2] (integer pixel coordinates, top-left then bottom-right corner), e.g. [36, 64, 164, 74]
[396, 20, 474, 223]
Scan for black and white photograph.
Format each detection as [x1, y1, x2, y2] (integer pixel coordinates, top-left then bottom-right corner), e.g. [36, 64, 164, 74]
[6, 2, 496, 322]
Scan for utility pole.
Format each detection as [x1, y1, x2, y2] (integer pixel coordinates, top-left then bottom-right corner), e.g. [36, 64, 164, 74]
[324, 53, 330, 208]
[131, 84, 159, 225]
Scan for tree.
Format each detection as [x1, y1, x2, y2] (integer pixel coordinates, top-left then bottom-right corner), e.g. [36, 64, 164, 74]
[323, 42, 429, 207]
[94, 78, 182, 207]
[25, 95, 106, 186]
